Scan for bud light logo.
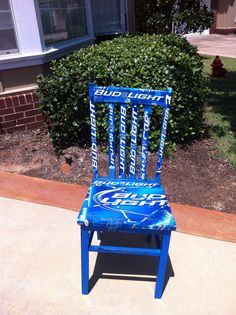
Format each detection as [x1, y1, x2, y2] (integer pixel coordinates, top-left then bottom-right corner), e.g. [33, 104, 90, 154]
[92, 187, 167, 215]
[78, 185, 176, 230]
[94, 89, 165, 102]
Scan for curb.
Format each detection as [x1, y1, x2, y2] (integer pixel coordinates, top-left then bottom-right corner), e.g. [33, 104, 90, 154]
[0, 171, 235, 243]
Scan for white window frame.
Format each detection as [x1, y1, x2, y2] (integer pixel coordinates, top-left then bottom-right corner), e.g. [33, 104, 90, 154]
[0, 0, 95, 70]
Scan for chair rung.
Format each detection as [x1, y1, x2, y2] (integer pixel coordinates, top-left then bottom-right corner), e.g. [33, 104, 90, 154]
[89, 245, 161, 256]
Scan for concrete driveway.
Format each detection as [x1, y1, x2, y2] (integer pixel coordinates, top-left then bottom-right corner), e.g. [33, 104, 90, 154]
[0, 197, 236, 315]
[187, 34, 236, 58]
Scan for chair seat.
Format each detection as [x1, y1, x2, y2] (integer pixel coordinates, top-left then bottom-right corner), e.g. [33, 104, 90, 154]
[77, 179, 176, 232]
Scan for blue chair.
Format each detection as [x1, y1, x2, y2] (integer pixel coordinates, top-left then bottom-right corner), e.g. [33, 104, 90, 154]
[77, 83, 176, 299]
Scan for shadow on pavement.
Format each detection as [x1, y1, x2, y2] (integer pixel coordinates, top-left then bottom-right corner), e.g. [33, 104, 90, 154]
[88, 232, 175, 294]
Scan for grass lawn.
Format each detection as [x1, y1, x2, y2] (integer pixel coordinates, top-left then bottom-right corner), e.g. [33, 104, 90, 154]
[202, 56, 236, 168]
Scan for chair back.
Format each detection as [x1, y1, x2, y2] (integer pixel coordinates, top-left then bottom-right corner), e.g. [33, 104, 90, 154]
[89, 83, 172, 181]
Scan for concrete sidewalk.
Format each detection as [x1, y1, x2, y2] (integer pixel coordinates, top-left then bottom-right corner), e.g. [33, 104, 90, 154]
[187, 34, 236, 58]
[0, 197, 236, 315]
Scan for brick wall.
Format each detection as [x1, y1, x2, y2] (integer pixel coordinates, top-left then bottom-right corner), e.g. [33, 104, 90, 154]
[0, 90, 45, 135]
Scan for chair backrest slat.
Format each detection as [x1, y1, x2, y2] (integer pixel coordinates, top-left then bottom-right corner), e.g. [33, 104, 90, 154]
[108, 103, 116, 178]
[156, 106, 170, 179]
[89, 84, 98, 178]
[129, 105, 139, 178]
[119, 103, 127, 178]
[139, 105, 152, 180]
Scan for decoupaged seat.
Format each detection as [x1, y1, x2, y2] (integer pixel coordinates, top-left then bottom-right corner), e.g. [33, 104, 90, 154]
[77, 83, 176, 299]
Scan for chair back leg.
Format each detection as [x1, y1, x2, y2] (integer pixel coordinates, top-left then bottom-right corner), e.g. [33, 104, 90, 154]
[81, 228, 89, 294]
[155, 231, 171, 299]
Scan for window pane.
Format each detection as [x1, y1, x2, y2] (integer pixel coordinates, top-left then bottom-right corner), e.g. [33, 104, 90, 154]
[91, 0, 121, 34]
[0, 0, 18, 54]
[0, 12, 13, 29]
[0, 29, 17, 51]
[38, 0, 88, 46]
[0, 0, 10, 10]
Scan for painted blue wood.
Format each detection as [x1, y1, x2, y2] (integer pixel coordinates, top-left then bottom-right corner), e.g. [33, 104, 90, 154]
[82, 226, 169, 235]
[87, 84, 172, 182]
[139, 105, 152, 180]
[155, 232, 171, 299]
[92, 177, 161, 185]
[108, 103, 116, 178]
[81, 227, 89, 295]
[119, 103, 127, 178]
[77, 184, 176, 232]
[89, 245, 161, 256]
[78, 84, 175, 299]
[156, 106, 170, 179]
[89, 83, 98, 178]
[129, 105, 139, 178]
[93, 85, 171, 107]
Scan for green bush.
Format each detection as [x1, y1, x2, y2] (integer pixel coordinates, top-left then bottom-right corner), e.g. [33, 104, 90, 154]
[37, 34, 208, 154]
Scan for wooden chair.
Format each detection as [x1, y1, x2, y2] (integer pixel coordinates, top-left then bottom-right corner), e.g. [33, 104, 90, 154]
[77, 83, 176, 298]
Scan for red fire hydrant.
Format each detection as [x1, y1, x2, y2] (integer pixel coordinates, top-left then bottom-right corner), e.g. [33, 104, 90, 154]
[211, 56, 227, 77]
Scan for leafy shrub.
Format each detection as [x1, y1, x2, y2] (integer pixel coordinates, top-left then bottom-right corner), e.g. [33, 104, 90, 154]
[37, 34, 208, 154]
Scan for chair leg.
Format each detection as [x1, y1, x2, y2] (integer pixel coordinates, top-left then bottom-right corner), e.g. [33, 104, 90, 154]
[155, 231, 171, 299]
[81, 227, 89, 295]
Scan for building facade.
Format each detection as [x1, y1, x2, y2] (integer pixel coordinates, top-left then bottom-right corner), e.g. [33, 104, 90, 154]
[0, 0, 134, 94]
[210, 0, 236, 34]
[0, 0, 134, 134]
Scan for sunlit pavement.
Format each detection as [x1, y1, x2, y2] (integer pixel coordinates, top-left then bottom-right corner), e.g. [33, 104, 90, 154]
[0, 197, 236, 315]
[187, 34, 236, 58]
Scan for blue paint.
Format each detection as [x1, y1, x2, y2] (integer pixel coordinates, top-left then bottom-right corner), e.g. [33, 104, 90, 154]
[78, 84, 175, 299]
[89, 83, 98, 178]
[93, 85, 171, 107]
[155, 232, 171, 298]
[89, 245, 161, 256]
[119, 104, 127, 178]
[156, 107, 170, 179]
[81, 227, 89, 295]
[108, 103, 116, 178]
[78, 183, 176, 231]
[129, 105, 139, 178]
[139, 105, 152, 180]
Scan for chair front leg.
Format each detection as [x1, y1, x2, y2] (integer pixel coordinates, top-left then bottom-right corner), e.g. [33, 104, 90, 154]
[155, 231, 171, 299]
[81, 227, 89, 294]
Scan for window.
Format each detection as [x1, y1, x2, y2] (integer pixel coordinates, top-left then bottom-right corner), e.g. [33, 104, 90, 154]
[91, 0, 124, 35]
[38, 0, 88, 46]
[0, 0, 18, 55]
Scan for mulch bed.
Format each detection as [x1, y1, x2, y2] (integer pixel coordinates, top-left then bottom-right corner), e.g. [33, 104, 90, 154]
[0, 127, 235, 214]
